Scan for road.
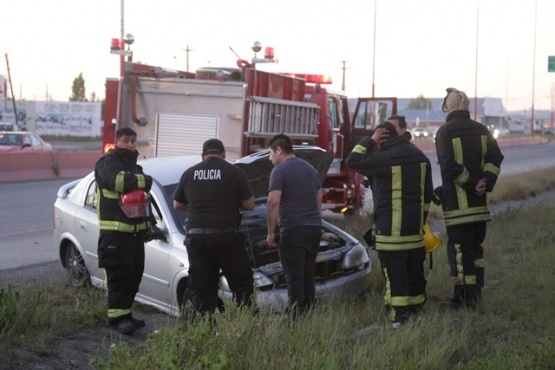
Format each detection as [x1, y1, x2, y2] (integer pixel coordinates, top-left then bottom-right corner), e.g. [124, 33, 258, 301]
[1, 142, 554, 273]
[0, 179, 70, 270]
[427, 141, 555, 188]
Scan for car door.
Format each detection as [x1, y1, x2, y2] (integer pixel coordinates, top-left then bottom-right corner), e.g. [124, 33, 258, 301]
[72, 179, 103, 282]
[138, 187, 177, 309]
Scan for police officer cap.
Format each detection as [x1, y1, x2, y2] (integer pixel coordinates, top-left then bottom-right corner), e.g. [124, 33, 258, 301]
[202, 138, 225, 154]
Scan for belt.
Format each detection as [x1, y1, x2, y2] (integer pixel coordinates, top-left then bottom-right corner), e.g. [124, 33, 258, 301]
[186, 227, 237, 235]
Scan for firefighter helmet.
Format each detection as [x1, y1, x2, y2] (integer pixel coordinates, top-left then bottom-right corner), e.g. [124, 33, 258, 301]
[119, 189, 150, 218]
[423, 222, 443, 254]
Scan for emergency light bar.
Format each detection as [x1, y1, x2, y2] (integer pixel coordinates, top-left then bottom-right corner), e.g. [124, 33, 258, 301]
[281, 73, 333, 85]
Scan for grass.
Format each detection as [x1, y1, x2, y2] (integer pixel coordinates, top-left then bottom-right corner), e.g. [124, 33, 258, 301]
[1, 168, 555, 369]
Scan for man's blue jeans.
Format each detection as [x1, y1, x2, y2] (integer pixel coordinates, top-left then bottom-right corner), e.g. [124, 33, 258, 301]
[278, 225, 321, 314]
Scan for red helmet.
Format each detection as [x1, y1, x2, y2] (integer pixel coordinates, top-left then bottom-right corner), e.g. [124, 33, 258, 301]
[119, 189, 150, 218]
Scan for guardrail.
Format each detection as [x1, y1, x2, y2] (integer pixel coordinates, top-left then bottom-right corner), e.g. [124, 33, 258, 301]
[0, 151, 101, 183]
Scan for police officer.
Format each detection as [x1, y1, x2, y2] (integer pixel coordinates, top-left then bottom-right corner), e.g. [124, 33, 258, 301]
[95, 127, 153, 334]
[173, 139, 255, 317]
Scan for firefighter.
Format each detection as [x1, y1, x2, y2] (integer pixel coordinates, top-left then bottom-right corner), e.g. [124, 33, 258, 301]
[346, 122, 434, 328]
[387, 114, 412, 140]
[173, 139, 255, 319]
[95, 127, 153, 334]
[435, 88, 504, 309]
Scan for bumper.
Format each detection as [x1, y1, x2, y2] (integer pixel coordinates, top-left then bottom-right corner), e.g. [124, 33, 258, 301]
[220, 264, 372, 312]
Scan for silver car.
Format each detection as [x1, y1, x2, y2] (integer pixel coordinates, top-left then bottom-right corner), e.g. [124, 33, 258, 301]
[53, 146, 372, 316]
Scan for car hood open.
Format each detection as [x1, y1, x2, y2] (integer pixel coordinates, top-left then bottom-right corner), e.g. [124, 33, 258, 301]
[234, 146, 334, 199]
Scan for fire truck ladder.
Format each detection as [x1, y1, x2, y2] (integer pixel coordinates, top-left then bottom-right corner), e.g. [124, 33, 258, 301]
[246, 96, 320, 139]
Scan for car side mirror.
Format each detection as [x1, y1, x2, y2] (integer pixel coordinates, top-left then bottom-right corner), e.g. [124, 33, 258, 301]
[145, 226, 167, 243]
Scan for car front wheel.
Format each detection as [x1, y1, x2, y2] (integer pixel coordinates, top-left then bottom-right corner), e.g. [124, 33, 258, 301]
[65, 242, 90, 287]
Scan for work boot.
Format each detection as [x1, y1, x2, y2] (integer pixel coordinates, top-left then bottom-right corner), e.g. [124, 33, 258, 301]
[440, 286, 477, 311]
[129, 315, 146, 329]
[109, 318, 136, 334]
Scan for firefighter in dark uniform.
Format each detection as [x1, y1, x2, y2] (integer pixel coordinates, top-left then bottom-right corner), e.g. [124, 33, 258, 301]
[95, 127, 153, 334]
[435, 88, 504, 309]
[173, 139, 255, 317]
[346, 122, 434, 328]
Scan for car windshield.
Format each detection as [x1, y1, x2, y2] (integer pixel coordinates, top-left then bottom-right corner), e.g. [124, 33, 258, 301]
[0, 133, 21, 145]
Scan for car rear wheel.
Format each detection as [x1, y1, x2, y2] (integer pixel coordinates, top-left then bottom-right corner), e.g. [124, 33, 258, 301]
[65, 242, 90, 287]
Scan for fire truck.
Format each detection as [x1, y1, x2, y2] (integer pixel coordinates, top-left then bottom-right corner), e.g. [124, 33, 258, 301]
[103, 42, 397, 213]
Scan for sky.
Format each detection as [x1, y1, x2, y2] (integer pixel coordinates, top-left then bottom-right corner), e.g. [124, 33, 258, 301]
[2, 0, 555, 112]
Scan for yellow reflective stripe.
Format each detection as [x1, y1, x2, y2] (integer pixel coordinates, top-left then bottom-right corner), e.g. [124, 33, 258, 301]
[445, 214, 491, 226]
[383, 268, 391, 307]
[483, 162, 500, 176]
[136, 174, 146, 188]
[391, 166, 402, 236]
[102, 189, 119, 199]
[452, 137, 469, 208]
[99, 220, 151, 233]
[108, 308, 132, 319]
[444, 206, 491, 226]
[115, 171, 126, 193]
[452, 138, 469, 184]
[376, 234, 424, 250]
[376, 242, 424, 251]
[390, 295, 410, 306]
[376, 234, 423, 244]
[455, 244, 464, 285]
[455, 183, 468, 209]
[465, 275, 477, 285]
[407, 293, 426, 306]
[423, 203, 430, 213]
[351, 144, 368, 154]
[474, 258, 485, 268]
[444, 206, 490, 217]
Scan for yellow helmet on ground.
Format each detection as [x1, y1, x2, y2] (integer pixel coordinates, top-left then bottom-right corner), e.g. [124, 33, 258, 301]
[423, 222, 443, 254]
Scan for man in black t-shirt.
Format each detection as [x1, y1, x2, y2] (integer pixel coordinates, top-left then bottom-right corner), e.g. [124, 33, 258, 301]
[173, 139, 255, 316]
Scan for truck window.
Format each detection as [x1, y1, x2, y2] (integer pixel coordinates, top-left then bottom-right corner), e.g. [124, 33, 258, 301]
[354, 100, 390, 129]
[328, 98, 339, 129]
[354, 101, 371, 129]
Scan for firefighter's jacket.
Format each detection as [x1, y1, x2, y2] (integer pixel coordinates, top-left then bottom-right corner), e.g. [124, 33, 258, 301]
[95, 148, 153, 233]
[346, 135, 433, 251]
[435, 110, 504, 226]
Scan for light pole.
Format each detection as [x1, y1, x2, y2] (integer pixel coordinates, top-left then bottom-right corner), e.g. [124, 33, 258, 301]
[530, 0, 538, 136]
[371, 0, 377, 98]
[474, 0, 479, 121]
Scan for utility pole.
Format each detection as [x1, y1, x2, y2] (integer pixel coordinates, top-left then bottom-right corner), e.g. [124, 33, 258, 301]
[4, 53, 18, 125]
[473, 0, 479, 121]
[340, 60, 347, 92]
[182, 45, 194, 72]
[530, 0, 538, 136]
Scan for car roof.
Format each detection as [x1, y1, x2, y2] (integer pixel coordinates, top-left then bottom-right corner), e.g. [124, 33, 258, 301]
[138, 155, 203, 186]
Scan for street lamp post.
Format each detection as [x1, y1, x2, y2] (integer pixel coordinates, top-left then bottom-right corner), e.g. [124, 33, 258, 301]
[530, 0, 538, 136]
[474, 0, 479, 121]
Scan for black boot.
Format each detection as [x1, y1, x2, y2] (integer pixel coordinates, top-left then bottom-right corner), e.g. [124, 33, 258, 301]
[108, 315, 136, 334]
[475, 267, 484, 303]
[440, 286, 466, 310]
